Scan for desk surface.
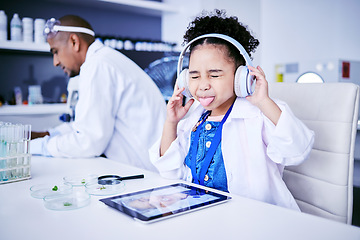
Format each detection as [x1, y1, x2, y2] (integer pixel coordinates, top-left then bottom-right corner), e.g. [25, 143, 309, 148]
[1, 156, 360, 240]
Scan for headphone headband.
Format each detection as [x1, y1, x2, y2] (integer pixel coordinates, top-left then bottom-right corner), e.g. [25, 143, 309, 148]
[177, 33, 253, 77]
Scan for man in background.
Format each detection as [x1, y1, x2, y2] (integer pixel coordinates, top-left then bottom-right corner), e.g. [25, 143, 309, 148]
[31, 15, 166, 171]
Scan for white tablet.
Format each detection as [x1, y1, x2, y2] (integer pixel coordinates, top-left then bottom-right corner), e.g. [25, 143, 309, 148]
[99, 183, 231, 223]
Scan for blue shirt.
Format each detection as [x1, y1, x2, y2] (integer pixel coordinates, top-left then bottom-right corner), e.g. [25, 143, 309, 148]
[185, 120, 228, 192]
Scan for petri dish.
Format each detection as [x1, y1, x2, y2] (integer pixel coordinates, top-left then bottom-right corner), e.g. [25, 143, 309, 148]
[30, 183, 73, 199]
[85, 180, 125, 196]
[43, 191, 91, 211]
[63, 174, 98, 187]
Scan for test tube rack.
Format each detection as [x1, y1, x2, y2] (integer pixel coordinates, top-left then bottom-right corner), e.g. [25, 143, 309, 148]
[0, 123, 32, 184]
[0, 154, 31, 184]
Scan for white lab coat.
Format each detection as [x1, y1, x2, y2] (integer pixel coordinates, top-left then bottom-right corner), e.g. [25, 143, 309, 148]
[149, 98, 314, 210]
[32, 40, 166, 172]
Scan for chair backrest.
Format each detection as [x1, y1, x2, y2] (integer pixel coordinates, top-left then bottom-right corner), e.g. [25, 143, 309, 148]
[269, 82, 359, 224]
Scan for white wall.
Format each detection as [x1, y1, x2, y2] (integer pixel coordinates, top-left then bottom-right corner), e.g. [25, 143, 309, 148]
[162, 0, 261, 65]
[162, 0, 360, 82]
[261, 0, 360, 82]
[162, 0, 360, 162]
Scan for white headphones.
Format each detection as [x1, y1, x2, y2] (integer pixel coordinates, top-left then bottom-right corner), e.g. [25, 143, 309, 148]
[177, 33, 255, 98]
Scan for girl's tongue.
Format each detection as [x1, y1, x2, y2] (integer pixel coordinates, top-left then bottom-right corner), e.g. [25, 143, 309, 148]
[198, 96, 215, 107]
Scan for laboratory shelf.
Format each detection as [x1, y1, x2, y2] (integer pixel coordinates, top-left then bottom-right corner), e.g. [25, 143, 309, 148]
[45, 0, 179, 16]
[0, 41, 50, 53]
[0, 104, 67, 116]
[98, 0, 179, 14]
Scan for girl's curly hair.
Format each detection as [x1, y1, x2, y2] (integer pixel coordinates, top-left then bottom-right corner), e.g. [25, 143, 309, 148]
[183, 9, 259, 66]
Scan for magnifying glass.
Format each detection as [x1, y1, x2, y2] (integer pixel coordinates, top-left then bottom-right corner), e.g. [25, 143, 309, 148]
[98, 174, 144, 185]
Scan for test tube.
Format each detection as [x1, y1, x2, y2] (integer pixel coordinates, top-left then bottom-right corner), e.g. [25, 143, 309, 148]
[0, 123, 6, 181]
[15, 124, 24, 178]
[6, 124, 16, 167]
[23, 124, 31, 178]
[23, 124, 31, 154]
[9, 124, 18, 179]
[0, 122, 5, 158]
[1, 123, 12, 181]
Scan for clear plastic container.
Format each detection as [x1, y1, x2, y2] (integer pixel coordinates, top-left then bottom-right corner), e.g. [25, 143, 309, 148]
[34, 18, 45, 43]
[28, 85, 43, 105]
[22, 17, 33, 42]
[0, 10, 7, 41]
[63, 174, 98, 187]
[43, 191, 91, 211]
[85, 180, 125, 196]
[30, 183, 73, 199]
[10, 13, 22, 41]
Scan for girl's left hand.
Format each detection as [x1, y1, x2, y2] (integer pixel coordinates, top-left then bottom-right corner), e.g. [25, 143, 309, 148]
[245, 65, 269, 107]
[245, 65, 282, 125]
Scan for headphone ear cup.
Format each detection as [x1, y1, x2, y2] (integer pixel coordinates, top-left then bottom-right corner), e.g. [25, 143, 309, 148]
[176, 69, 192, 98]
[234, 66, 250, 97]
[247, 73, 256, 96]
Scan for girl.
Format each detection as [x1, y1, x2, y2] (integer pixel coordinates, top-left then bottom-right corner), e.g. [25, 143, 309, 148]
[150, 10, 314, 211]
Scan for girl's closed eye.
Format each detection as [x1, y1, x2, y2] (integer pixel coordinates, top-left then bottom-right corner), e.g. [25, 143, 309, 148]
[209, 69, 223, 79]
[190, 74, 200, 80]
[189, 70, 201, 80]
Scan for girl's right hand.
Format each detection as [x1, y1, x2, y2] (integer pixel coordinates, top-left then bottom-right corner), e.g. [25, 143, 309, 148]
[166, 86, 194, 124]
[160, 86, 194, 156]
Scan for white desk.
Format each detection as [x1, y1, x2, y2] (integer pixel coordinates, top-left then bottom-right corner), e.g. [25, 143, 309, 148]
[1, 156, 360, 240]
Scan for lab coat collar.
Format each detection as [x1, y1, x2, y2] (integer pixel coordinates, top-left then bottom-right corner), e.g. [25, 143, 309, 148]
[84, 39, 104, 62]
[230, 97, 261, 119]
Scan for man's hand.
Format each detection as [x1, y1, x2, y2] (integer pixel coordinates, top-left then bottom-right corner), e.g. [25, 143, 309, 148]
[31, 131, 50, 140]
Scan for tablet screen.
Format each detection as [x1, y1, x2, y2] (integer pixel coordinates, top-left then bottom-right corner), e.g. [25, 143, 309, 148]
[99, 183, 231, 223]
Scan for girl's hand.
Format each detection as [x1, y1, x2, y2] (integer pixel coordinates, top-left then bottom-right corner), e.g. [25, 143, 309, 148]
[160, 86, 194, 156]
[246, 65, 282, 125]
[245, 65, 269, 107]
[166, 85, 194, 124]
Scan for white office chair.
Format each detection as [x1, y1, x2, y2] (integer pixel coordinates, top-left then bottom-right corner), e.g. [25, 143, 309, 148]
[269, 82, 359, 224]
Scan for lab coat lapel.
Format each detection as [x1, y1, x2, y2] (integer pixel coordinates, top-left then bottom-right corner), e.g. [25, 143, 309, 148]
[222, 98, 263, 195]
[230, 98, 264, 167]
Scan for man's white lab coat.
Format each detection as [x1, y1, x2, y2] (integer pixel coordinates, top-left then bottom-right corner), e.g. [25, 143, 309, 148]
[32, 40, 166, 172]
[150, 98, 314, 209]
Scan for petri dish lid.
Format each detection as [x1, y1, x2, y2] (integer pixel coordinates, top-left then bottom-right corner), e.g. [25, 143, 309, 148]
[30, 183, 73, 199]
[63, 174, 98, 187]
[43, 191, 91, 211]
[85, 180, 125, 196]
